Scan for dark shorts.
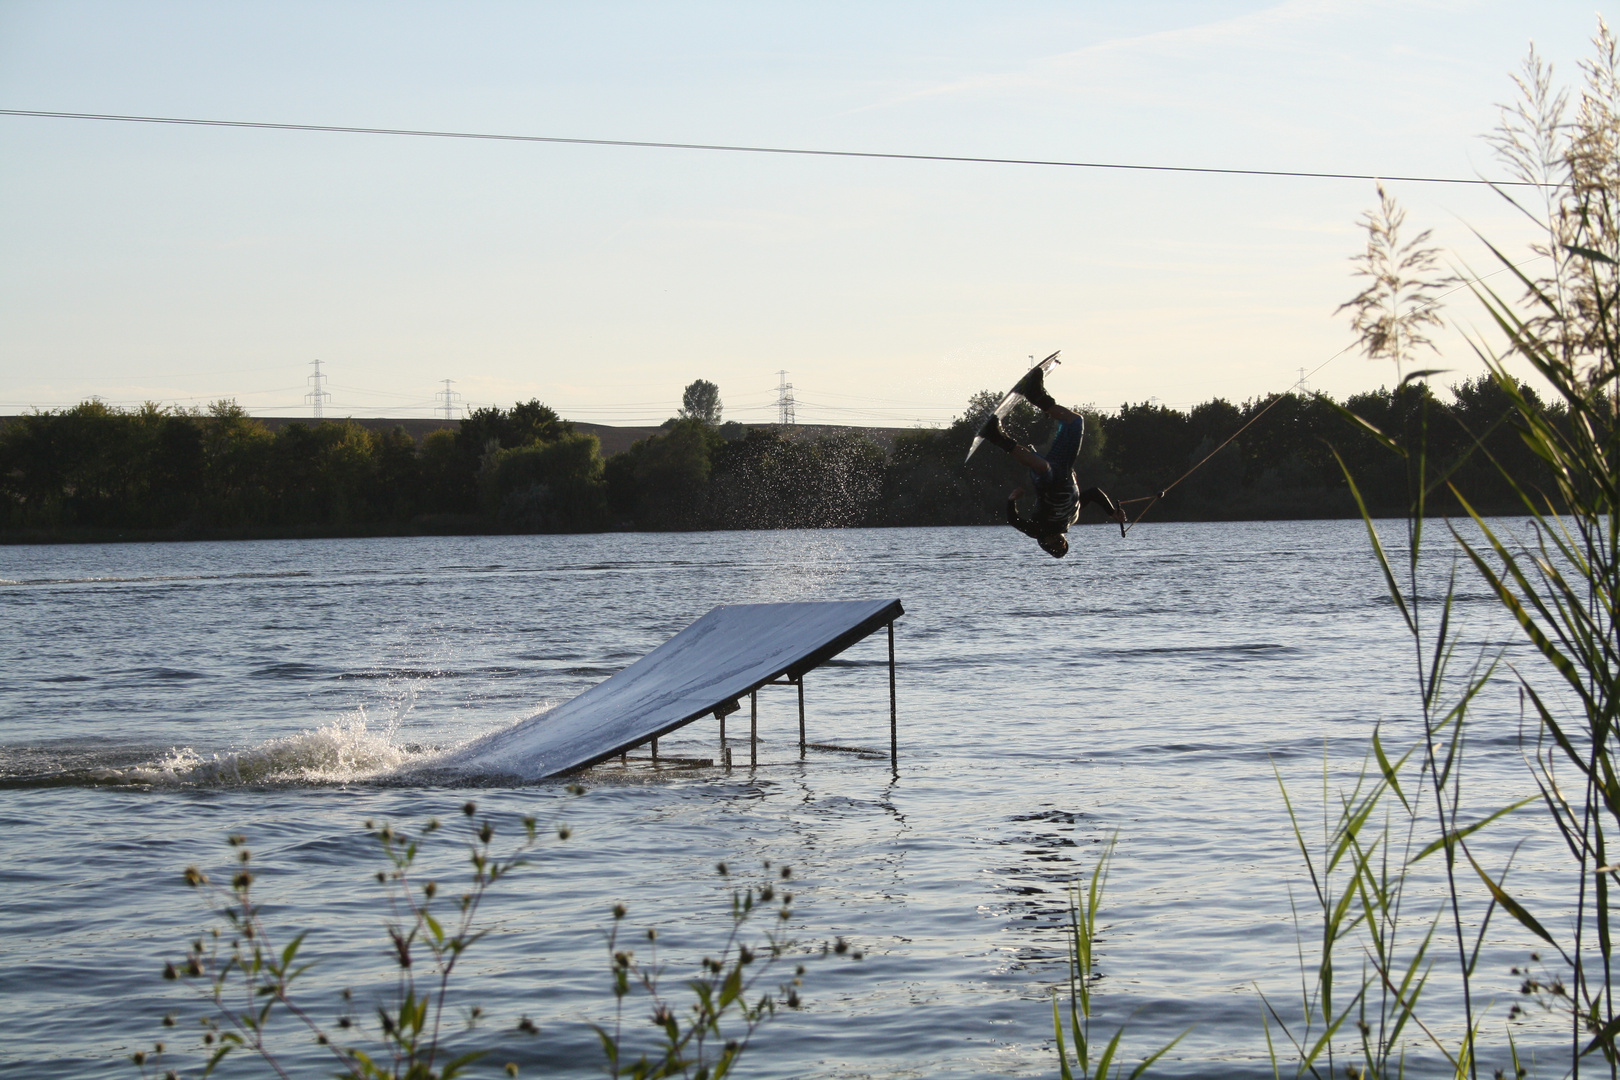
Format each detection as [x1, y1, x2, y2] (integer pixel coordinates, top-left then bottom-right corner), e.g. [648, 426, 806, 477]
[1031, 416, 1084, 489]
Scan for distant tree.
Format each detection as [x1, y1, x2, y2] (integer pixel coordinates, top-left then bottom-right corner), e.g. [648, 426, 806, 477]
[481, 432, 606, 531]
[678, 380, 723, 425]
[457, 400, 571, 456]
[605, 419, 722, 528]
[418, 428, 472, 516]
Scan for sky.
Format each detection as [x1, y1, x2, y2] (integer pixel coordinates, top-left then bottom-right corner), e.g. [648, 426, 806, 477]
[0, 1, 1612, 426]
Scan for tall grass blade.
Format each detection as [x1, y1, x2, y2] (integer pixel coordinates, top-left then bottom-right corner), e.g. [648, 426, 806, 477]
[1460, 847, 1556, 946]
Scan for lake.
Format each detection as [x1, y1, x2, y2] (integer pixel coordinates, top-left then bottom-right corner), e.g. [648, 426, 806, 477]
[0, 521, 1567, 1077]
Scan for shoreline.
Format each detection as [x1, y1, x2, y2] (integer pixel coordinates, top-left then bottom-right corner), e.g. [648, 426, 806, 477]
[0, 506, 1490, 546]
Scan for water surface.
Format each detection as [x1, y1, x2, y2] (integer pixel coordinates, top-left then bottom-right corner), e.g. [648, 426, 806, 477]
[0, 522, 1567, 1077]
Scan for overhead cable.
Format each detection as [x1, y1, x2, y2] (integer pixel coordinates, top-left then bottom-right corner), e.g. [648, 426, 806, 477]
[0, 108, 1535, 188]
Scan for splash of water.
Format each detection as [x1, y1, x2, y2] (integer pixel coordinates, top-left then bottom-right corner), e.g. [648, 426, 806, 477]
[117, 709, 441, 786]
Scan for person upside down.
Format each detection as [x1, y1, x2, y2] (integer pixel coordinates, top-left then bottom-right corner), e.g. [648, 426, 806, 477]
[976, 363, 1126, 559]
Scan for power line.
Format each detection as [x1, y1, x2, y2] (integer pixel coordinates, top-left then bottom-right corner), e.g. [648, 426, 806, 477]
[0, 108, 1537, 188]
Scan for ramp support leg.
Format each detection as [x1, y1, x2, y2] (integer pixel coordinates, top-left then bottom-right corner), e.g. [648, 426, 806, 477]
[651, 737, 658, 763]
[888, 620, 898, 773]
[798, 677, 806, 757]
[750, 691, 758, 767]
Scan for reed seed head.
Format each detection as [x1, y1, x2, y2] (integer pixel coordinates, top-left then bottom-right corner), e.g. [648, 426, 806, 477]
[462, 801, 477, 817]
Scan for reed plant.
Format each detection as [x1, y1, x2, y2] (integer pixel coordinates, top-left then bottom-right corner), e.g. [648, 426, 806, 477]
[1052, 838, 1186, 1080]
[1281, 20, 1620, 1078]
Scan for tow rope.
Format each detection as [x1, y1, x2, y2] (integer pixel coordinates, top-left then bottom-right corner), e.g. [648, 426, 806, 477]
[1114, 343, 1357, 537]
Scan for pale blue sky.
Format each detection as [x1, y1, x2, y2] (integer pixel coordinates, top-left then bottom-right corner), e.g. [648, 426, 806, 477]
[0, 1, 1609, 424]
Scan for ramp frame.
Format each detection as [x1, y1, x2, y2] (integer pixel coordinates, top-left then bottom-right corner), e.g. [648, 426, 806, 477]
[447, 599, 904, 781]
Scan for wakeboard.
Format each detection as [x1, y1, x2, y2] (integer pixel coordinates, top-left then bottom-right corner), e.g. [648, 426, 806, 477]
[964, 350, 1062, 462]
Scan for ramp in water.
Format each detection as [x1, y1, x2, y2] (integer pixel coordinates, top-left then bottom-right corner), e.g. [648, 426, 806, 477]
[446, 599, 904, 780]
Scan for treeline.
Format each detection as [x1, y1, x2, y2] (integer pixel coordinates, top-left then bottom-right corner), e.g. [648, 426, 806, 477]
[0, 379, 1552, 540]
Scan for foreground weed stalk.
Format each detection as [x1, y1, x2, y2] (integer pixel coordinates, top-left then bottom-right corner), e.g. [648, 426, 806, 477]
[137, 793, 577, 1079]
[136, 790, 838, 1080]
[597, 858, 842, 1080]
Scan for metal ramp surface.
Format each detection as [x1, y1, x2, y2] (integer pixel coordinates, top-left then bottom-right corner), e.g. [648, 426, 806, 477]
[445, 599, 904, 780]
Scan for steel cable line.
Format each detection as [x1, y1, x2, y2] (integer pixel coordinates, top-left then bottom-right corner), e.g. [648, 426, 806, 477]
[0, 108, 1540, 188]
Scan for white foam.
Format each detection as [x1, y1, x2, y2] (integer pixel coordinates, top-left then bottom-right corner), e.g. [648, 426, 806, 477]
[113, 709, 445, 786]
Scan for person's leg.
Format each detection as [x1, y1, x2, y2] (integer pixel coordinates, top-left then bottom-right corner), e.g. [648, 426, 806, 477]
[978, 415, 1053, 477]
[1013, 365, 1080, 424]
[1042, 414, 1085, 475]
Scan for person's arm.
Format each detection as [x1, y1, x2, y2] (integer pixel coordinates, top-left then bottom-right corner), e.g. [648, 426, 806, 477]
[1080, 486, 1127, 524]
[1006, 489, 1040, 538]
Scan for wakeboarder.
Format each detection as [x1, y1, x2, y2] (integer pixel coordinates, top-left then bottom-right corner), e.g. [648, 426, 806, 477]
[976, 362, 1125, 559]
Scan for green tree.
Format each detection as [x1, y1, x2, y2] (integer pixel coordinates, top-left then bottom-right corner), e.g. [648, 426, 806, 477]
[200, 400, 274, 527]
[481, 432, 607, 532]
[606, 419, 721, 529]
[677, 379, 723, 425]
